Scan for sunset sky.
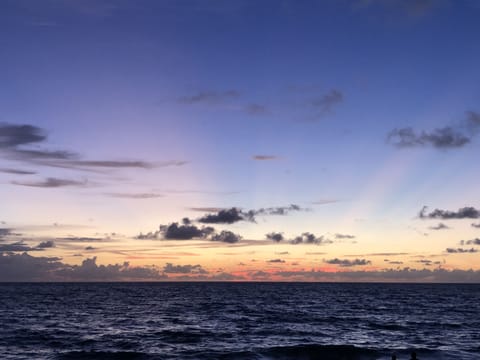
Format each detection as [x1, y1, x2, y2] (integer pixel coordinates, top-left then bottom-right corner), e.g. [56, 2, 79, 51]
[1, 0, 480, 282]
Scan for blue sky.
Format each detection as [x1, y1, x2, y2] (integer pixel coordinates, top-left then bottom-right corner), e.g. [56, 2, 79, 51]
[1, 0, 480, 281]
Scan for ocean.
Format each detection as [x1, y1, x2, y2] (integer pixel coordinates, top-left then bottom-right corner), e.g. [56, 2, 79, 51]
[0, 283, 478, 359]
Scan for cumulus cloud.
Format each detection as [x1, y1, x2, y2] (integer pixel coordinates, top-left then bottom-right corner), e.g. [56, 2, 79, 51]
[291, 232, 330, 245]
[160, 222, 215, 240]
[266, 232, 284, 242]
[37, 240, 55, 249]
[0, 252, 166, 281]
[12, 177, 87, 188]
[163, 263, 208, 274]
[325, 258, 371, 267]
[211, 230, 242, 244]
[460, 238, 480, 246]
[178, 90, 240, 104]
[275, 267, 480, 283]
[446, 248, 478, 253]
[388, 111, 480, 149]
[198, 208, 248, 224]
[429, 223, 450, 230]
[419, 206, 480, 219]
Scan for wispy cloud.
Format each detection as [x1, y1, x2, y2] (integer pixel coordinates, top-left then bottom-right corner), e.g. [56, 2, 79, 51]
[311, 89, 344, 116]
[252, 155, 279, 160]
[335, 233, 356, 239]
[105, 192, 163, 199]
[178, 90, 240, 104]
[245, 103, 269, 115]
[429, 223, 449, 230]
[0, 168, 36, 175]
[12, 177, 87, 188]
[388, 111, 480, 149]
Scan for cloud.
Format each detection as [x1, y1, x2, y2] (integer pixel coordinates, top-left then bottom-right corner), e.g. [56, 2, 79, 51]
[446, 248, 478, 253]
[471, 223, 480, 228]
[0, 123, 159, 171]
[291, 232, 331, 245]
[160, 222, 215, 240]
[335, 233, 356, 239]
[460, 238, 480, 246]
[267, 258, 285, 263]
[245, 104, 269, 115]
[0, 242, 42, 252]
[311, 89, 344, 115]
[198, 207, 248, 224]
[0, 228, 13, 238]
[85, 246, 96, 251]
[266, 232, 284, 242]
[106, 192, 163, 199]
[37, 240, 55, 249]
[419, 206, 480, 219]
[188, 207, 226, 213]
[311, 199, 340, 205]
[429, 223, 450, 230]
[178, 90, 240, 104]
[252, 155, 278, 160]
[275, 267, 480, 283]
[11, 177, 87, 188]
[163, 263, 207, 274]
[324, 258, 371, 267]
[211, 230, 242, 244]
[0, 168, 36, 175]
[0, 124, 46, 147]
[387, 111, 480, 149]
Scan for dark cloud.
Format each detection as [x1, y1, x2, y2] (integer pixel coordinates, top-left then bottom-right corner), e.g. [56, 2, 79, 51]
[0, 242, 42, 252]
[335, 233, 355, 239]
[57, 237, 105, 242]
[386, 260, 404, 265]
[37, 240, 55, 249]
[416, 259, 432, 265]
[446, 248, 478, 253]
[311, 89, 344, 115]
[266, 232, 284, 242]
[429, 223, 450, 230]
[198, 208, 248, 224]
[163, 263, 208, 274]
[106, 192, 163, 199]
[0, 228, 13, 238]
[471, 223, 480, 228]
[387, 127, 470, 148]
[0, 124, 46, 148]
[275, 267, 480, 283]
[252, 155, 278, 160]
[211, 230, 242, 244]
[160, 222, 215, 240]
[388, 111, 480, 149]
[267, 258, 285, 263]
[11, 177, 87, 188]
[346, 252, 409, 257]
[188, 207, 226, 213]
[291, 232, 330, 245]
[419, 206, 480, 219]
[245, 104, 269, 115]
[460, 238, 480, 246]
[254, 204, 304, 216]
[85, 246, 96, 251]
[0, 168, 36, 175]
[324, 258, 371, 267]
[178, 90, 240, 104]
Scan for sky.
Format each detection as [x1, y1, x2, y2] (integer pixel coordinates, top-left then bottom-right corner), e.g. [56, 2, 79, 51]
[1, 0, 480, 282]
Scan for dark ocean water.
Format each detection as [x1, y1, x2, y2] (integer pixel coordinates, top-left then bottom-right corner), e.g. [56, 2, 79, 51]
[0, 283, 479, 360]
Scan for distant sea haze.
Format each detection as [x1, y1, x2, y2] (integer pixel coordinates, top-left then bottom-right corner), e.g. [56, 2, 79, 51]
[1, 283, 479, 359]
